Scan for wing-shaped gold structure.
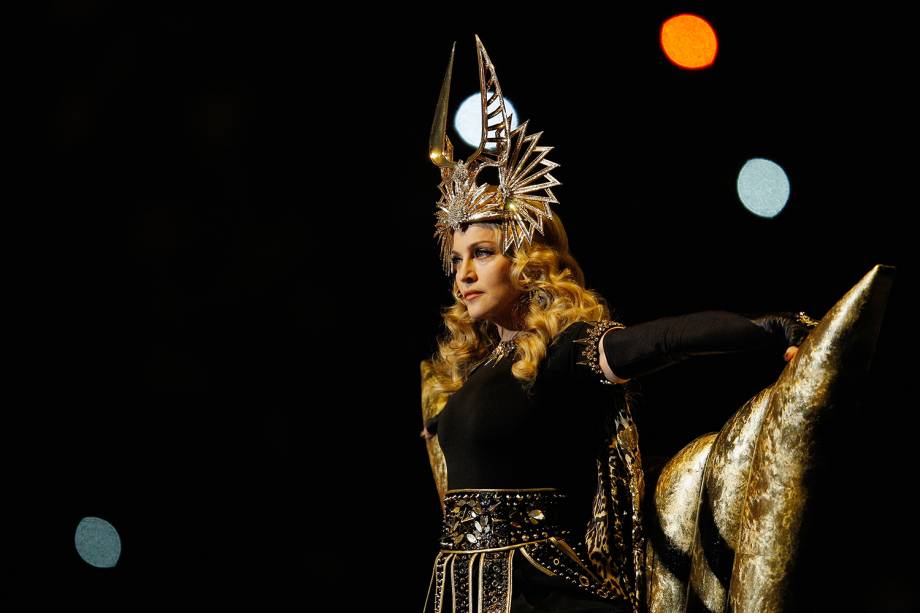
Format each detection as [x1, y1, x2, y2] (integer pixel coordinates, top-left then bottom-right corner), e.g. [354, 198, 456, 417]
[646, 264, 895, 612]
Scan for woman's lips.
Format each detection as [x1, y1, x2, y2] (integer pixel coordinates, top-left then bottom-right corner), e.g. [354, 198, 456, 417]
[465, 292, 483, 300]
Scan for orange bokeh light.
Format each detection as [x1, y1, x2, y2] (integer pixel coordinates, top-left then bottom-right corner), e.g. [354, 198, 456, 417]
[660, 14, 718, 69]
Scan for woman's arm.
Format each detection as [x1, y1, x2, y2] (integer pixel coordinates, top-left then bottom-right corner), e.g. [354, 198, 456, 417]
[599, 338, 632, 383]
[420, 416, 439, 440]
[597, 310, 814, 383]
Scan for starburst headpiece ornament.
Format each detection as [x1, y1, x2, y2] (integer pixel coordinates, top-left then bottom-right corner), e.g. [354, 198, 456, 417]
[430, 35, 561, 276]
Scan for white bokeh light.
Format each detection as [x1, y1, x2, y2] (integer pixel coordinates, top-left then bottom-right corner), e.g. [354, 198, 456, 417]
[454, 93, 519, 149]
[75, 516, 122, 569]
[737, 158, 791, 218]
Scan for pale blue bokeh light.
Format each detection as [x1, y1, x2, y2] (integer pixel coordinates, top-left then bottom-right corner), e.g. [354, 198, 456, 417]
[75, 516, 122, 568]
[737, 158, 791, 218]
[454, 93, 519, 149]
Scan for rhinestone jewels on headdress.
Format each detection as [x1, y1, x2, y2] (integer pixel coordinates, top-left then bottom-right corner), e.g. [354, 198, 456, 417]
[429, 35, 562, 276]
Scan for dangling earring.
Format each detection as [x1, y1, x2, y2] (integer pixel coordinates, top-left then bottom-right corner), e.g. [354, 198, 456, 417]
[530, 289, 548, 309]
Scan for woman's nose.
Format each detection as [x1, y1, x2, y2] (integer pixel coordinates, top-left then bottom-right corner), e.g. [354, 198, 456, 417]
[459, 259, 476, 282]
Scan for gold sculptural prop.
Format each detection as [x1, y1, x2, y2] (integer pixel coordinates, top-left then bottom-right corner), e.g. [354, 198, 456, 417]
[646, 264, 894, 611]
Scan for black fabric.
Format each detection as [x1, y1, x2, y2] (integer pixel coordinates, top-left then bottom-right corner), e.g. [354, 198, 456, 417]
[435, 322, 611, 514]
[430, 311, 779, 513]
[601, 310, 774, 380]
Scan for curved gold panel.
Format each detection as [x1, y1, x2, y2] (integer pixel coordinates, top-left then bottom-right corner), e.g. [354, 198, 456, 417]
[646, 433, 715, 613]
[730, 264, 894, 611]
[421, 361, 449, 514]
[646, 264, 894, 612]
[687, 387, 773, 611]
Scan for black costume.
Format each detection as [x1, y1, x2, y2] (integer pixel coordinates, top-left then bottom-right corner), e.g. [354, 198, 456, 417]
[423, 311, 803, 612]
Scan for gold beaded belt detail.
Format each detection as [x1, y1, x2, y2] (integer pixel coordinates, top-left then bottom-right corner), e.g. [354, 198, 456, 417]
[439, 488, 573, 553]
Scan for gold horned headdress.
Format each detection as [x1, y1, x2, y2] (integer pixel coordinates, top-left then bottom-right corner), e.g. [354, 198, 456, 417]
[430, 35, 562, 275]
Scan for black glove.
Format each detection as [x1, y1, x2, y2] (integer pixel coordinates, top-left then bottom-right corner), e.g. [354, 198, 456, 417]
[602, 310, 820, 381]
[748, 311, 820, 349]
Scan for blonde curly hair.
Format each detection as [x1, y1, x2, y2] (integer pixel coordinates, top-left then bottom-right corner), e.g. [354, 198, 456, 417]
[421, 212, 617, 414]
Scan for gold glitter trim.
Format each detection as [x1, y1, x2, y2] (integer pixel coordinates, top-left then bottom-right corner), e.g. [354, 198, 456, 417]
[573, 320, 626, 382]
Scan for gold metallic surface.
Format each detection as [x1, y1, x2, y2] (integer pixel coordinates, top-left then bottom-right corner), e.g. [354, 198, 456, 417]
[646, 433, 715, 613]
[686, 388, 774, 611]
[730, 264, 894, 611]
[429, 42, 456, 169]
[645, 265, 894, 612]
[421, 361, 449, 512]
[705, 388, 774, 543]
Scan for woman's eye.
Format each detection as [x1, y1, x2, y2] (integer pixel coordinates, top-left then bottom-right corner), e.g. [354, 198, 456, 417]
[451, 249, 491, 271]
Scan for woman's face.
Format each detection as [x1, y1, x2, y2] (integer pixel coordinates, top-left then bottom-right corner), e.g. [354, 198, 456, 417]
[451, 224, 523, 327]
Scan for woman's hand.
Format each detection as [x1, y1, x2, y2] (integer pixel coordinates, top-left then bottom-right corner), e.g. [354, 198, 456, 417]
[751, 311, 820, 363]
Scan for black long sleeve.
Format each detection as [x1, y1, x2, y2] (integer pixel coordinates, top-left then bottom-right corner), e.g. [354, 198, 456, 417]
[602, 310, 776, 380]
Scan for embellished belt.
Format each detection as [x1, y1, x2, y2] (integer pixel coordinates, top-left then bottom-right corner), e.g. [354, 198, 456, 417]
[425, 488, 633, 612]
[439, 488, 573, 553]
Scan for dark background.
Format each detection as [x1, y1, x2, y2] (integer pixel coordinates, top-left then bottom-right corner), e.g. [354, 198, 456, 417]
[11, 2, 912, 609]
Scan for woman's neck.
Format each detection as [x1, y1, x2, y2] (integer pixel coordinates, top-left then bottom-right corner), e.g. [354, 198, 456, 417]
[495, 323, 523, 342]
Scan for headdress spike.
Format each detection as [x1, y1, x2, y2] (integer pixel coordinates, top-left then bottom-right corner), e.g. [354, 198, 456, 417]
[429, 41, 456, 169]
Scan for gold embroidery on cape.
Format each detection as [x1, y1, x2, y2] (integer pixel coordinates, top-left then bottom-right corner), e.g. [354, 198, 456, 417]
[575, 320, 646, 612]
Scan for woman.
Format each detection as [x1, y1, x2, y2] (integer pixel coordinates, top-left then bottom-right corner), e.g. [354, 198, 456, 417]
[420, 37, 815, 613]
